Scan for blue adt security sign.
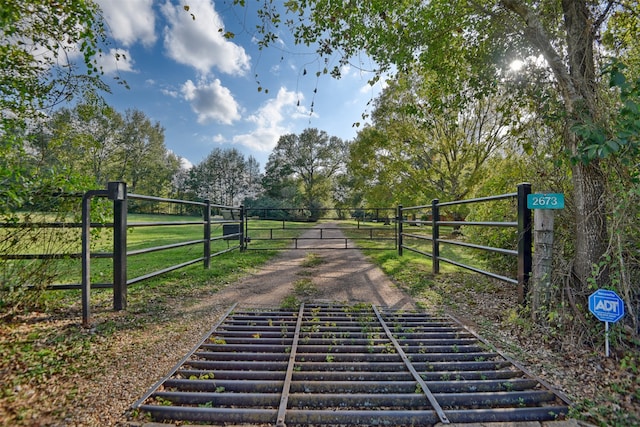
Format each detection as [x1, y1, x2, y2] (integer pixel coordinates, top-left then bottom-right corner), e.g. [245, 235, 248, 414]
[589, 289, 625, 323]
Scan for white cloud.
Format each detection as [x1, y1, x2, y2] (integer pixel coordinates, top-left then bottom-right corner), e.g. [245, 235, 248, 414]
[96, 0, 156, 47]
[211, 134, 226, 144]
[359, 76, 387, 95]
[161, 88, 179, 98]
[232, 87, 307, 151]
[161, 0, 250, 76]
[181, 79, 241, 124]
[180, 157, 193, 169]
[95, 48, 135, 75]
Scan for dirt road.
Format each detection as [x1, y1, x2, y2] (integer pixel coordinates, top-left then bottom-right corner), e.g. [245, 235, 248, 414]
[212, 222, 416, 310]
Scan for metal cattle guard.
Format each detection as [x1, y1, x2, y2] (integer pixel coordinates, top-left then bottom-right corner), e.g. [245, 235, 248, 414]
[133, 303, 571, 426]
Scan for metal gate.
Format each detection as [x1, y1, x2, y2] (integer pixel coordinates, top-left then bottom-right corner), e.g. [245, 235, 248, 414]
[243, 208, 397, 251]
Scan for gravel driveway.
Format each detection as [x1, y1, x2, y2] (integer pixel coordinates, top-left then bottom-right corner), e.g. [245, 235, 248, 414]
[212, 222, 416, 310]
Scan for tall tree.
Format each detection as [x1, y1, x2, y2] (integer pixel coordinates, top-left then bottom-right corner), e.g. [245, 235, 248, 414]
[262, 150, 299, 202]
[265, 128, 346, 213]
[348, 126, 413, 208]
[1, 0, 110, 310]
[239, 0, 637, 291]
[30, 104, 181, 198]
[113, 109, 177, 195]
[220, 148, 249, 206]
[244, 155, 263, 200]
[37, 96, 123, 185]
[1, 0, 108, 214]
[190, 148, 259, 206]
[350, 72, 515, 209]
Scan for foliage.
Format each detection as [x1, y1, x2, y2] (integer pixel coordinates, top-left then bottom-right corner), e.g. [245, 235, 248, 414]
[0, 242, 284, 424]
[236, 0, 640, 313]
[31, 100, 181, 199]
[187, 148, 262, 206]
[244, 194, 297, 219]
[0, 192, 91, 316]
[0, 0, 116, 312]
[1, 121, 31, 216]
[263, 128, 346, 213]
[0, 0, 108, 121]
[261, 151, 303, 205]
[462, 156, 529, 276]
[597, 160, 640, 337]
[3, 99, 184, 313]
[601, 0, 640, 79]
[572, 61, 640, 164]
[349, 71, 518, 208]
[115, 109, 180, 197]
[1, 0, 112, 209]
[463, 199, 519, 276]
[347, 126, 398, 208]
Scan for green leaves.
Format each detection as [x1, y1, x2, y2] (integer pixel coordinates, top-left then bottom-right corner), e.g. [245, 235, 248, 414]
[573, 60, 640, 164]
[1, 0, 107, 120]
[264, 128, 347, 211]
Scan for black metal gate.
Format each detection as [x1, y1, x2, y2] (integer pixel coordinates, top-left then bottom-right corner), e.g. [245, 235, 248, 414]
[243, 208, 397, 251]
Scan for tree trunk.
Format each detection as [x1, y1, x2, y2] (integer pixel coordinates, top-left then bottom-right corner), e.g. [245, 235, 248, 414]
[562, 0, 608, 291]
[571, 159, 608, 290]
[501, 0, 610, 293]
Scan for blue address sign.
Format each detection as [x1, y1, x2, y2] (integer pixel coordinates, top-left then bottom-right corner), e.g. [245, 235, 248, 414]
[527, 193, 565, 209]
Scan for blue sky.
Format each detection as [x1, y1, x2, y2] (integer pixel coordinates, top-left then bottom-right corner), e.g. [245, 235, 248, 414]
[93, 0, 384, 170]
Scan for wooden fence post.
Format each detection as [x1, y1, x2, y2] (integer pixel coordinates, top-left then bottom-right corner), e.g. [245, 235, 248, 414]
[532, 209, 555, 320]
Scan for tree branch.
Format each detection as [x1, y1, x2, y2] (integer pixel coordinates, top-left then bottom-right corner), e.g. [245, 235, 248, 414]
[500, 0, 577, 111]
[593, 0, 616, 33]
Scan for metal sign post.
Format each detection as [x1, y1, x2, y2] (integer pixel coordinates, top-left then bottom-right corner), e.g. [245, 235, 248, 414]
[588, 289, 625, 357]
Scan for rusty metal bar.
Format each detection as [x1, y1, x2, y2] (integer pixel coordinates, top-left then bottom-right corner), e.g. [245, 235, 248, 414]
[177, 369, 286, 380]
[287, 390, 556, 408]
[195, 352, 290, 362]
[372, 305, 449, 424]
[285, 409, 440, 425]
[131, 303, 238, 409]
[175, 366, 518, 382]
[276, 303, 305, 427]
[152, 391, 281, 406]
[138, 405, 277, 424]
[446, 406, 569, 423]
[292, 351, 500, 362]
[151, 389, 554, 408]
[160, 375, 537, 394]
